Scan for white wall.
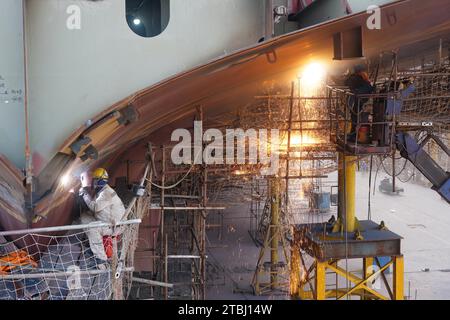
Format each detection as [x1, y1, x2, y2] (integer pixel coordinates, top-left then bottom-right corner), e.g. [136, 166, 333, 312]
[0, 0, 25, 168]
[26, 0, 265, 172]
[348, 0, 394, 13]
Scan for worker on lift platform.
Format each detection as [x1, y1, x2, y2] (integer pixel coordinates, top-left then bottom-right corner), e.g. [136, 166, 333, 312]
[345, 65, 375, 142]
[79, 168, 126, 269]
[373, 78, 416, 146]
[386, 78, 416, 116]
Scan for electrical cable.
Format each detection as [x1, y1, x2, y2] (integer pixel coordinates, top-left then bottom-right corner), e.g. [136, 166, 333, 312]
[149, 149, 202, 190]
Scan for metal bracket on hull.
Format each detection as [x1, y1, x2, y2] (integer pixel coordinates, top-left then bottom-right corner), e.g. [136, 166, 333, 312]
[117, 105, 139, 126]
[69, 136, 92, 155]
[80, 145, 99, 161]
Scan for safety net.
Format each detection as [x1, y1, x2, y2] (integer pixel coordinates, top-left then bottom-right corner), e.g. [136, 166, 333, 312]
[0, 220, 140, 300]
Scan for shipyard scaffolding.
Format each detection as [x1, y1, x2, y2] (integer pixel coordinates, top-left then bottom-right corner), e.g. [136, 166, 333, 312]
[142, 108, 229, 300]
[243, 80, 338, 296]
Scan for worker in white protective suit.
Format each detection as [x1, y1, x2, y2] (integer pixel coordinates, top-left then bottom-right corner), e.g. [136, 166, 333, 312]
[79, 168, 126, 267]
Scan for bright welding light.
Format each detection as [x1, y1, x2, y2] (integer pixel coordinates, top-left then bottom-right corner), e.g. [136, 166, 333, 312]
[290, 134, 317, 146]
[133, 18, 141, 25]
[280, 133, 318, 150]
[300, 62, 326, 87]
[60, 174, 71, 187]
[233, 170, 246, 176]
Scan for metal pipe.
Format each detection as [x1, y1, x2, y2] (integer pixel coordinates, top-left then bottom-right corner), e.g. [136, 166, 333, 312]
[279, 156, 336, 161]
[0, 268, 134, 280]
[282, 175, 329, 179]
[285, 82, 295, 212]
[167, 255, 203, 259]
[150, 207, 226, 211]
[0, 219, 141, 237]
[255, 95, 333, 100]
[164, 195, 200, 199]
[270, 177, 280, 289]
[22, 0, 33, 219]
[201, 157, 208, 300]
[132, 277, 173, 288]
[160, 145, 167, 300]
[164, 234, 168, 300]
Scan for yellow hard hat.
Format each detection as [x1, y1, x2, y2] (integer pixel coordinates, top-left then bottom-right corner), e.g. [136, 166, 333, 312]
[92, 168, 109, 180]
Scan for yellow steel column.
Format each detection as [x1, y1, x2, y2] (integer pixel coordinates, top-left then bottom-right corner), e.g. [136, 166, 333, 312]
[393, 255, 404, 300]
[336, 153, 357, 233]
[290, 243, 301, 298]
[363, 258, 374, 277]
[363, 257, 374, 300]
[270, 178, 280, 290]
[315, 260, 326, 300]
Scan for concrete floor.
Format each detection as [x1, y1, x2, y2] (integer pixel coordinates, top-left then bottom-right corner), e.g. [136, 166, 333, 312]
[205, 171, 450, 300]
[359, 172, 450, 300]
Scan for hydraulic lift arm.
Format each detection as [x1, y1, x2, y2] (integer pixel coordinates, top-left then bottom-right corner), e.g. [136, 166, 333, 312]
[396, 132, 450, 204]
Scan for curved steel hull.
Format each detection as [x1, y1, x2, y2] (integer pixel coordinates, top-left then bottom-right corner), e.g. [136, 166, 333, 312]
[1, 0, 450, 232]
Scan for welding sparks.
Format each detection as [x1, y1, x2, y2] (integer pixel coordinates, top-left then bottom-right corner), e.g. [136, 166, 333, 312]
[290, 133, 318, 146]
[280, 133, 319, 151]
[232, 170, 247, 176]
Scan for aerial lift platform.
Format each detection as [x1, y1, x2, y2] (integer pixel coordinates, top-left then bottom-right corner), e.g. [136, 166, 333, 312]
[291, 75, 449, 300]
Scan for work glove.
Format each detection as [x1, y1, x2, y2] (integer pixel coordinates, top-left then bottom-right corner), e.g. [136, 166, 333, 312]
[78, 187, 88, 197]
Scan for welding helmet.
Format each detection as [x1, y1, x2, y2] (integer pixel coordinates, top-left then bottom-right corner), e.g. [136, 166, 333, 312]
[92, 168, 109, 192]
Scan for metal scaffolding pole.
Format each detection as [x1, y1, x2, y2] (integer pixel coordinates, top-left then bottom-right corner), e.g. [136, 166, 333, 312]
[270, 177, 280, 290]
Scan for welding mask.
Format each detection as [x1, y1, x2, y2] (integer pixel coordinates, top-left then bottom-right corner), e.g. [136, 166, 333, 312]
[93, 178, 108, 193]
[92, 168, 109, 193]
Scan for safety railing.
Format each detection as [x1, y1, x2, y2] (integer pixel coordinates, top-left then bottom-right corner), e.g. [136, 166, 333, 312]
[327, 85, 397, 156]
[328, 69, 450, 156]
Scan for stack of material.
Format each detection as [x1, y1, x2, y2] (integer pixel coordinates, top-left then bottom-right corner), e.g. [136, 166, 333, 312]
[0, 235, 17, 300]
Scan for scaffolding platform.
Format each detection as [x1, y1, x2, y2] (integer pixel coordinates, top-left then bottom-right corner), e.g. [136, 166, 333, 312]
[335, 140, 392, 156]
[295, 220, 402, 261]
[291, 220, 404, 300]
